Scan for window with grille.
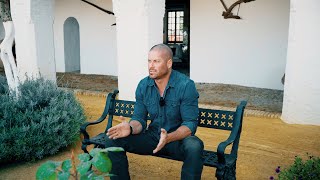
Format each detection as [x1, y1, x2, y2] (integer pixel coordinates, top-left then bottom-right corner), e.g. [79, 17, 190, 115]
[167, 11, 184, 43]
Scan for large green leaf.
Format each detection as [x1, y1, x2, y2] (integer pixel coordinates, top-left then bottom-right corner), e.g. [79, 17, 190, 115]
[92, 152, 112, 173]
[61, 159, 72, 172]
[93, 175, 105, 180]
[89, 148, 102, 157]
[90, 147, 124, 158]
[102, 147, 124, 152]
[79, 170, 94, 180]
[77, 161, 92, 176]
[79, 174, 90, 180]
[78, 153, 90, 162]
[36, 161, 60, 180]
[57, 171, 70, 180]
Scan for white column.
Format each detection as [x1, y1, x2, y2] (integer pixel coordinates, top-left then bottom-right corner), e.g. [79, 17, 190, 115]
[112, 0, 165, 100]
[281, 0, 320, 125]
[10, 0, 56, 82]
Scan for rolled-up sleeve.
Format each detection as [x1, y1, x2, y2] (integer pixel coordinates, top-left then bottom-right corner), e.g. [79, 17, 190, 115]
[130, 81, 148, 131]
[180, 80, 199, 135]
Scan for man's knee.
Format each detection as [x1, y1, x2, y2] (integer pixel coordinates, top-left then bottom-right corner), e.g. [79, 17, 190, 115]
[105, 137, 122, 148]
[182, 136, 204, 154]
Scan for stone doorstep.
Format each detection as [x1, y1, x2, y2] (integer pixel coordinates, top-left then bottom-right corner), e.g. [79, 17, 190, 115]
[67, 88, 281, 119]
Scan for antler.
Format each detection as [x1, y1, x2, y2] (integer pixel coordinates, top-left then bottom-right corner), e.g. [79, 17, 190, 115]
[220, 0, 255, 19]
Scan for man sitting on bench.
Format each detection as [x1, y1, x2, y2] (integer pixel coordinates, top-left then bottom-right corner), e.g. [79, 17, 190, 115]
[106, 44, 204, 180]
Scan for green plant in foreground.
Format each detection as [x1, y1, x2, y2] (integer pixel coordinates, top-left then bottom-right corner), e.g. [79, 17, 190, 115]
[270, 154, 320, 180]
[36, 147, 124, 180]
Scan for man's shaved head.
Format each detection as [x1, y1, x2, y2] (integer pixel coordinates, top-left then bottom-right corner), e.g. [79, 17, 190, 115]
[149, 44, 173, 61]
[148, 44, 173, 80]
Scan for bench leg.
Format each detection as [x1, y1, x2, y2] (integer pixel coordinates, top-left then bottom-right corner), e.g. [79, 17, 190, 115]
[81, 142, 89, 153]
[216, 164, 236, 180]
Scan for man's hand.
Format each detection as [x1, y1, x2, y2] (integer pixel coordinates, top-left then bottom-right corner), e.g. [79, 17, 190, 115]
[153, 128, 168, 154]
[152, 126, 192, 154]
[107, 116, 131, 139]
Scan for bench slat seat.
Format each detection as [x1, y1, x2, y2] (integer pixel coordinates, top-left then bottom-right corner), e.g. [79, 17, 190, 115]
[80, 90, 246, 180]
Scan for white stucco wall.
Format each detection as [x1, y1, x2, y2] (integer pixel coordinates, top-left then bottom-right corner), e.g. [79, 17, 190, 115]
[54, 0, 117, 76]
[113, 0, 165, 100]
[281, 0, 320, 125]
[11, 0, 56, 81]
[190, 0, 290, 90]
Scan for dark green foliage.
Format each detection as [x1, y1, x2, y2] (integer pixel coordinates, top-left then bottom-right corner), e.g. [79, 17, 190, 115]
[0, 77, 86, 163]
[278, 155, 320, 180]
[270, 154, 320, 180]
[0, 75, 8, 94]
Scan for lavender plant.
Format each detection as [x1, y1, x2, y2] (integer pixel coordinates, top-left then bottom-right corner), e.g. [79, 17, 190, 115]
[0, 77, 86, 163]
[270, 154, 320, 180]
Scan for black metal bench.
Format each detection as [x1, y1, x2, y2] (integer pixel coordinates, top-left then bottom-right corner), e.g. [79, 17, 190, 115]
[80, 90, 247, 179]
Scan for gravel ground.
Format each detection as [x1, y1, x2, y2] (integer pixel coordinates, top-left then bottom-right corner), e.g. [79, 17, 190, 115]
[0, 70, 284, 113]
[57, 72, 283, 113]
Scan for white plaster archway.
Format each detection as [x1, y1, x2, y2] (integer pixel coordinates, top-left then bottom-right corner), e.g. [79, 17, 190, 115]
[63, 17, 80, 72]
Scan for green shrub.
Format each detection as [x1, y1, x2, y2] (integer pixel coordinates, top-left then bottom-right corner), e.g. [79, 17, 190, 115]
[270, 154, 320, 180]
[0, 75, 8, 94]
[0, 77, 86, 163]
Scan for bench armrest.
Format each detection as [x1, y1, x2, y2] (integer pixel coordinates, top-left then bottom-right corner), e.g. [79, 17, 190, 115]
[80, 90, 119, 140]
[80, 116, 109, 140]
[216, 126, 239, 165]
[216, 101, 246, 165]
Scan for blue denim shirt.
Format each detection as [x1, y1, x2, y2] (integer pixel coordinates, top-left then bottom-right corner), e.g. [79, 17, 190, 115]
[130, 70, 199, 138]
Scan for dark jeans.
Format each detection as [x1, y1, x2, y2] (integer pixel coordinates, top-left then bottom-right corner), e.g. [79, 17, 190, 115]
[105, 130, 204, 180]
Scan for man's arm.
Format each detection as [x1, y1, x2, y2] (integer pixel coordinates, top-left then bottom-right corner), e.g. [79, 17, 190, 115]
[129, 120, 143, 134]
[153, 80, 199, 153]
[179, 80, 199, 135]
[130, 80, 148, 133]
[107, 119, 142, 139]
[107, 80, 147, 139]
[153, 126, 191, 154]
[161, 79, 199, 140]
[166, 125, 191, 143]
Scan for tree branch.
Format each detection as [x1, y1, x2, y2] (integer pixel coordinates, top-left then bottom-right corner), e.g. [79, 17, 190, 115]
[80, 0, 114, 15]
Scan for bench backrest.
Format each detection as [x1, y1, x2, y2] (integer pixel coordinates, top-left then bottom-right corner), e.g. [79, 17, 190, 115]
[101, 90, 246, 157]
[110, 100, 237, 131]
[103, 90, 246, 130]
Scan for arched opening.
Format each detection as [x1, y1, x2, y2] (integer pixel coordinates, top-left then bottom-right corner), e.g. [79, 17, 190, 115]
[63, 17, 80, 72]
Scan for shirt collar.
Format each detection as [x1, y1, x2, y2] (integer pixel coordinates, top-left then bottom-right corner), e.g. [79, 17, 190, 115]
[147, 69, 176, 88]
